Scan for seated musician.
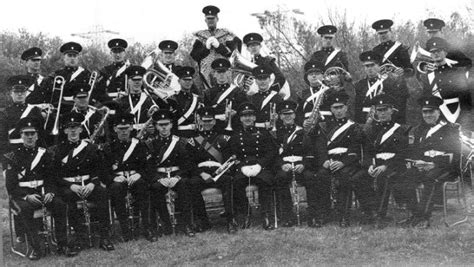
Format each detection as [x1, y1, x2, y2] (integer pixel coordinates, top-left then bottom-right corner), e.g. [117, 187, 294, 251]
[147, 109, 195, 237]
[187, 106, 238, 233]
[5, 117, 78, 260]
[102, 112, 156, 242]
[399, 95, 461, 228]
[51, 112, 114, 251]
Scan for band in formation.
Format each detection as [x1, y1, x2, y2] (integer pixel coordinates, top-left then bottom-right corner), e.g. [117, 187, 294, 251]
[1, 5, 472, 260]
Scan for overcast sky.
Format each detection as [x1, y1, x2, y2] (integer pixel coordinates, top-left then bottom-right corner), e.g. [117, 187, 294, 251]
[1, 0, 472, 44]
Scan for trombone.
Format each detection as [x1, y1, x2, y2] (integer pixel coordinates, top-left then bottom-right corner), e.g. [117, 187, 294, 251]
[224, 99, 233, 131]
[50, 76, 66, 136]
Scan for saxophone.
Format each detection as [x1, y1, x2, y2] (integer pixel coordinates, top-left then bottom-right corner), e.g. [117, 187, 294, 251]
[306, 81, 331, 132]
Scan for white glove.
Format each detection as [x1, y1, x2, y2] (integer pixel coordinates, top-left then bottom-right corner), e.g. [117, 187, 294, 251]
[169, 176, 180, 188]
[128, 173, 141, 186]
[211, 37, 220, 48]
[252, 164, 262, 177]
[159, 178, 170, 187]
[114, 175, 126, 183]
[206, 38, 213, 49]
[242, 164, 262, 177]
[241, 166, 252, 177]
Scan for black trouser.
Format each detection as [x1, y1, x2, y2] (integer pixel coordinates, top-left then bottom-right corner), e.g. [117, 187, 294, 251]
[233, 169, 274, 221]
[11, 196, 68, 250]
[373, 168, 402, 217]
[62, 185, 110, 238]
[403, 167, 456, 218]
[150, 176, 192, 228]
[109, 179, 151, 233]
[300, 169, 330, 221]
[275, 169, 296, 222]
[188, 174, 234, 223]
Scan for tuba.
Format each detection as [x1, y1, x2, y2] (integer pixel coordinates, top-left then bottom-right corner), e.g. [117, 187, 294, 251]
[229, 50, 260, 95]
[143, 60, 181, 100]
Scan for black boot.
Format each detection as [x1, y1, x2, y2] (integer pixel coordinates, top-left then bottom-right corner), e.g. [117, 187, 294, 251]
[99, 238, 115, 251]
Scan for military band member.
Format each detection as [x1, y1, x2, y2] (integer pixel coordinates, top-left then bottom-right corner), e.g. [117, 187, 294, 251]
[97, 38, 130, 101]
[117, 65, 158, 135]
[400, 96, 461, 227]
[174, 66, 202, 137]
[44, 42, 92, 107]
[243, 32, 287, 93]
[102, 113, 156, 242]
[156, 40, 180, 73]
[417, 37, 472, 133]
[187, 106, 238, 233]
[248, 66, 284, 131]
[354, 51, 407, 124]
[21, 47, 47, 105]
[310, 25, 350, 72]
[52, 112, 114, 251]
[297, 60, 333, 125]
[223, 102, 278, 230]
[68, 83, 103, 140]
[422, 18, 472, 70]
[203, 58, 248, 132]
[363, 95, 409, 225]
[5, 117, 78, 260]
[148, 109, 195, 237]
[273, 100, 308, 227]
[190, 5, 241, 89]
[318, 92, 368, 227]
[0, 75, 45, 164]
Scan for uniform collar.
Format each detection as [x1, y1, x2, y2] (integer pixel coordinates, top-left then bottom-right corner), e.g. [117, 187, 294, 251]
[64, 66, 78, 71]
[20, 145, 36, 154]
[130, 93, 141, 101]
[67, 140, 81, 147]
[114, 61, 124, 67]
[375, 121, 393, 128]
[159, 135, 171, 142]
[243, 126, 256, 132]
[258, 89, 270, 96]
[322, 46, 334, 52]
[368, 76, 379, 83]
[382, 40, 394, 46]
[335, 117, 348, 125]
[13, 102, 26, 108]
[217, 83, 230, 90]
[200, 130, 215, 138]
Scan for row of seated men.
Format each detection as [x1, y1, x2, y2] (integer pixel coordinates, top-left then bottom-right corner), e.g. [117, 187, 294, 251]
[4, 82, 461, 260]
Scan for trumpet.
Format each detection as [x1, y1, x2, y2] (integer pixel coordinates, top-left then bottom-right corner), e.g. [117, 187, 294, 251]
[213, 155, 239, 182]
[50, 76, 66, 136]
[225, 99, 233, 131]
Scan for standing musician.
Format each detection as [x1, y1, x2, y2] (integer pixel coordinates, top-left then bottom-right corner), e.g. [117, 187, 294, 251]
[190, 5, 241, 89]
[363, 94, 409, 226]
[354, 51, 407, 124]
[97, 38, 130, 101]
[147, 109, 195, 237]
[399, 96, 461, 228]
[371, 19, 413, 122]
[273, 100, 308, 227]
[317, 92, 369, 227]
[203, 58, 248, 132]
[417, 37, 472, 133]
[242, 32, 287, 93]
[297, 60, 333, 125]
[102, 113, 156, 242]
[0, 75, 45, 165]
[5, 117, 78, 260]
[156, 40, 181, 73]
[223, 102, 278, 230]
[174, 66, 202, 137]
[51, 112, 114, 251]
[187, 106, 238, 234]
[117, 65, 158, 136]
[44, 42, 92, 107]
[422, 18, 471, 70]
[310, 25, 350, 73]
[248, 66, 284, 131]
[68, 84, 103, 141]
[21, 47, 47, 105]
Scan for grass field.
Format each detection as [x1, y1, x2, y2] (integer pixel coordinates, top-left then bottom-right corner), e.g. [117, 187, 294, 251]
[2, 173, 474, 266]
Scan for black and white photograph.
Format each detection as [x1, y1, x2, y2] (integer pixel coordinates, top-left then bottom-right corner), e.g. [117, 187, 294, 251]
[0, 0, 473, 265]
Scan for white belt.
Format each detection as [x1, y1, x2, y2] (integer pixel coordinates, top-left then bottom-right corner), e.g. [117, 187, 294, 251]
[157, 166, 180, 173]
[115, 170, 137, 176]
[19, 180, 43, 188]
[63, 175, 90, 183]
[107, 92, 119, 97]
[214, 114, 226, 121]
[178, 124, 196, 130]
[133, 123, 146, 130]
[328, 147, 348, 155]
[320, 111, 332, 116]
[424, 150, 448, 157]
[362, 107, 371, 112]
[198, 161, 222, 168]
[255, 122, 269, 128]
[304, 112, 312, 119]
[376, 153, 396, 160]
[444, 97, 459, 104]
[283, 156, 303, 163]
[9, 138, 23, 144]
[63, 96, 74, 102]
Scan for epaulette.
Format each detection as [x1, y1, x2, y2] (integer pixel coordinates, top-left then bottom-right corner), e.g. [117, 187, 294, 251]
[187, 137, 195, 147]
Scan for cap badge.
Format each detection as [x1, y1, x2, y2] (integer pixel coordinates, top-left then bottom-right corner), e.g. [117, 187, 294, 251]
[27, 122, 32, 126]
[425, 100, 429, 104]
[18, 80, 22, 84]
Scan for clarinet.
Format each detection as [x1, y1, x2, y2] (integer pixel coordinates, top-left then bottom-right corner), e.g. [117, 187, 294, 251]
[40, 187, 54, 253]
[81, 178, 93, 248]
[125, 172, 136, 237]
[165, 169, 177, 235]
[290, 163, 301, 226]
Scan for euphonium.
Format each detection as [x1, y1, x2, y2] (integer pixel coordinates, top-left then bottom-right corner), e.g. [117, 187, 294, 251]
[143, 59, 181, 100]
[229, 50, 260, 95]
